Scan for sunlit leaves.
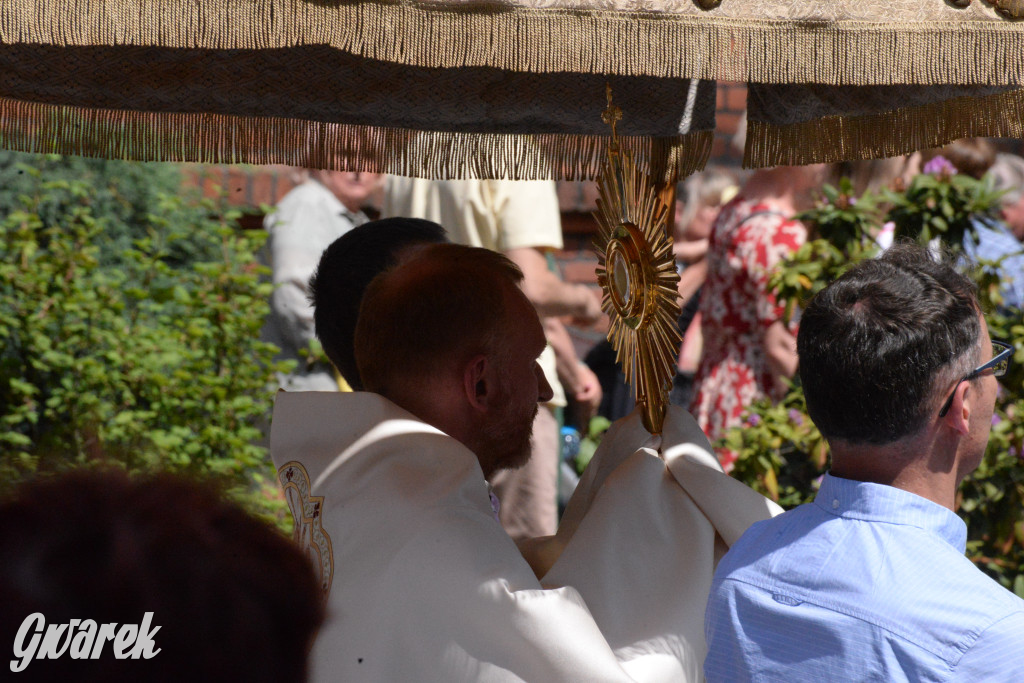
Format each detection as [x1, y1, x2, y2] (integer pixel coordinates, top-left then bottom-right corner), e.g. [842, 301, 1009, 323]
[0, 159, 290, 526]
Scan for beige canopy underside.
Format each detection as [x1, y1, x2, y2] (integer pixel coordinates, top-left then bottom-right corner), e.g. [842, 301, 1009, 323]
[1, 0, 1022, 177]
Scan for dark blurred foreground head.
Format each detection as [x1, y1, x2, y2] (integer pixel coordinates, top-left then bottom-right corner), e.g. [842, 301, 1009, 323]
[0, 469, 323, 682]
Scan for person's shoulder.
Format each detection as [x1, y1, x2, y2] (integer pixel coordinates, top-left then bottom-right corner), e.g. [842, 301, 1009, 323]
[955, 595, 1024, 677]
[265, 181, 312, 226]
[279, 179, 320, 200]
[714, 503, 815, 579]
[973, 216, 1019, 247]
[893, 538, 1024, 657]
[719, 198, 795, 239]
[958, 560, 1024, 615]
[713, 195, 746, 222]
[917, 529, 1022, 608]
[274, 180, 334, 212]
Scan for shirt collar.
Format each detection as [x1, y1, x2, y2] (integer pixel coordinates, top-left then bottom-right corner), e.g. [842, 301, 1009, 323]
[485, 482, 501, 523]
[309, 178, 364, 223]
[815, 473, 967, 552]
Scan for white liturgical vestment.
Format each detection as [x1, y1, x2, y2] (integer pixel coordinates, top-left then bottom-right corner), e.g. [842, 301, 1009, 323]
[541, 404, 785, 679]
[271, 392, 780, 681]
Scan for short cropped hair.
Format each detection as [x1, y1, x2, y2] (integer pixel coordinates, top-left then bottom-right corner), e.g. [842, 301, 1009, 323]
[0, 469, 323, 682]
[354, 244, 524, 398]
[798, 243, 980, 445]
[309, 218, 448, 390]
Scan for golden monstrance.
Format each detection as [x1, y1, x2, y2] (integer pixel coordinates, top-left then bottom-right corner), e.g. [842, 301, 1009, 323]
[594, 87, 682, 435]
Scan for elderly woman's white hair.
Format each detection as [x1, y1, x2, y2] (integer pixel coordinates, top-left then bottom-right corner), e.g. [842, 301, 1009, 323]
[676, 169, 740, 236]
[990, 153, 1024, 208]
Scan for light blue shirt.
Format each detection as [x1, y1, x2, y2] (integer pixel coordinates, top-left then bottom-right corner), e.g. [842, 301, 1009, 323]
[964, 216, 1024, 311]
[705, 474, 1024, 682]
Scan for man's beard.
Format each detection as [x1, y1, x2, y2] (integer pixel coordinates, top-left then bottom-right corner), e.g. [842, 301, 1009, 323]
[481, 401, 538, 475]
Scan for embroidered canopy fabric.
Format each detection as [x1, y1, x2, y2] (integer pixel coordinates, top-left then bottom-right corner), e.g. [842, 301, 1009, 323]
[0, 0, 1022, 177]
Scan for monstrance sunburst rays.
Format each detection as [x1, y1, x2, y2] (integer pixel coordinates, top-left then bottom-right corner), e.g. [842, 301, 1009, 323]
[593, 161, 681, 434]
[594, 100, 681, 435]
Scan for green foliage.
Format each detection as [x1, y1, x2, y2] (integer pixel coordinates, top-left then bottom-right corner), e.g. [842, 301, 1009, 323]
[0, 160, 289, 525]
[0, 150, 217, 268]
[884, 166, 1003, 249]
[771, 178, 882, 323]
[574, 415, 612, 475]
[726, 163, 1024, 595]
[722, 387, 828, 508]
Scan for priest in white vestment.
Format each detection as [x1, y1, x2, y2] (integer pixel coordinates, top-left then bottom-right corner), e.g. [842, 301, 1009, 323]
[272, 242, 781, 681]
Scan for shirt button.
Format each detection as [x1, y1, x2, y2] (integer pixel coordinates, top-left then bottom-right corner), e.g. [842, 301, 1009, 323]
[832, 499, 839, 509]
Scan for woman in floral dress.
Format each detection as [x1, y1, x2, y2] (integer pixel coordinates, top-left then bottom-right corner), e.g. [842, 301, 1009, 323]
[690, 165, 826, 471]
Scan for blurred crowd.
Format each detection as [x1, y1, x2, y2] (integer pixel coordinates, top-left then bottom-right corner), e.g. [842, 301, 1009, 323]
[264, 140, 1024, 486]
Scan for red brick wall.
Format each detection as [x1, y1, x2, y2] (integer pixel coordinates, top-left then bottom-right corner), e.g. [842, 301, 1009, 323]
[711, 82, 747, 166]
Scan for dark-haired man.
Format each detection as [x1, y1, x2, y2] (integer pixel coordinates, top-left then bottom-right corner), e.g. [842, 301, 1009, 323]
[704, 243, 1024, 680]
[308, 216, 448, 390]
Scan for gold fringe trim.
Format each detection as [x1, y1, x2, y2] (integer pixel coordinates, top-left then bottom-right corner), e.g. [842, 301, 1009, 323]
[744, 87, 1024, 169]
[0, 96, 713, 182]
[2, 1, 1024, 86]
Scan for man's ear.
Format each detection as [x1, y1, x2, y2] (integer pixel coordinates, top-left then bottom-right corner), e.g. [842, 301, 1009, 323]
[463, 354, 490, 413]
[942, 381, 972, 437]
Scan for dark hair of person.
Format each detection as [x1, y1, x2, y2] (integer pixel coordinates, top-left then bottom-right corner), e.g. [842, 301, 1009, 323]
[354, 243, 524, 399]
[0, 469, 324, 683]
[309, 217, 448, 390]
[798, 243, 981, 445]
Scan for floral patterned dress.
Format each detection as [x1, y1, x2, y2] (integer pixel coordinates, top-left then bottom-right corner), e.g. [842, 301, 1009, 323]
[689, 197, 806, 472]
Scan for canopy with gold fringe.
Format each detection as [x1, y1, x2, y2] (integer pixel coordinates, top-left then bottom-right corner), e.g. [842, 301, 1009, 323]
[0, 0, 1022, 178]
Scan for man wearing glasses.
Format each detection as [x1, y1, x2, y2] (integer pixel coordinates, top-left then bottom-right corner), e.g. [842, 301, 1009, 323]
[704, 243, 1024, 681]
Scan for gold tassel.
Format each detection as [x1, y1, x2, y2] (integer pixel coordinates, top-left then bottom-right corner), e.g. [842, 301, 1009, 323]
[2, 0, 1023, 86]
[745, 88, 1024, 169]
[0, 96, 713, 181]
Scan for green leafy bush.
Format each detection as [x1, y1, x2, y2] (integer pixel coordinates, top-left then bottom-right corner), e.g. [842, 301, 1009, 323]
[726, 163, 1024, 594]
[0, 160, 289, 524]
[885, 160, 1004, 248]
[769, 177, 883, 324]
